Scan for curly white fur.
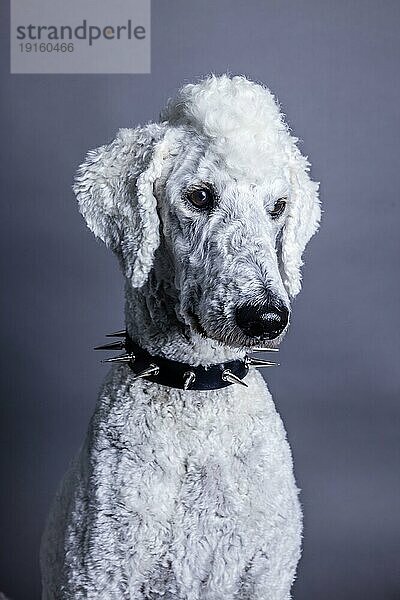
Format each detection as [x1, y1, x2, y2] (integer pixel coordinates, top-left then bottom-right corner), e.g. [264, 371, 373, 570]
[41, 75, 320, 599]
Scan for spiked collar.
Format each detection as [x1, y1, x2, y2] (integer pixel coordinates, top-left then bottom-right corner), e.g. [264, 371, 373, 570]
[95, 330, 279, 391]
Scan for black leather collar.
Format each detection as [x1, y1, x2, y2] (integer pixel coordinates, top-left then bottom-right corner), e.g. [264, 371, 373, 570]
[95, 332, 249, 390]
[127, 336, 249, 390]
[95, 330, 278, 391]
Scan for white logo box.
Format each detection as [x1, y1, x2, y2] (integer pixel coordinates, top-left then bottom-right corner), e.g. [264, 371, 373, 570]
[10, 0, 150, 74]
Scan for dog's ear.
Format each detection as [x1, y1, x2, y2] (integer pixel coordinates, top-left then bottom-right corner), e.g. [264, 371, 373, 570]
[73, 125, 170, 288]
[280, 143, 321, 297]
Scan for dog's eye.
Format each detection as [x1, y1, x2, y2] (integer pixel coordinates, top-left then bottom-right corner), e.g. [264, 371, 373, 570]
[186, 187, 214, 210]
[270, 198, 287, 219]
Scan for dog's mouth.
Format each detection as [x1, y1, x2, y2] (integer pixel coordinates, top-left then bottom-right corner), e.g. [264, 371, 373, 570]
[187, 309, 209, 338]
[186, 309, 281, 350]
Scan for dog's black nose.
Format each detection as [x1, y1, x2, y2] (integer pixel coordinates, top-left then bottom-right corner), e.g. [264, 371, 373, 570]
[236, 300, 289, 339]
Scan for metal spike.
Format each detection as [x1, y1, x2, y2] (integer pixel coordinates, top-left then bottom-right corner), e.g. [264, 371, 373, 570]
[94, 340, 126, 351]
[102, 353, 135, 364]
[222, 369, 248, 387]
[106, 329, 127, 338]
[183, 371, 196, 390]
[132, 363, 159, 381]
[251, 347, 279, 353]
[245, 356, 280, 368]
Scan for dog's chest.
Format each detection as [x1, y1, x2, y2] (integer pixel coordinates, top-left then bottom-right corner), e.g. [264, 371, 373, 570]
[47, 368, 300, 598]
[93, 369, 295, 542]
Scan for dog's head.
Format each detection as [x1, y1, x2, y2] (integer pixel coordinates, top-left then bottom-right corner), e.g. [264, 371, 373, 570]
[74, 75, 320, 349]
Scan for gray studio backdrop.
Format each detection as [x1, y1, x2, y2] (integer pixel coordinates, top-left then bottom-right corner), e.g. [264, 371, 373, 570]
[1, 1, 399, 598]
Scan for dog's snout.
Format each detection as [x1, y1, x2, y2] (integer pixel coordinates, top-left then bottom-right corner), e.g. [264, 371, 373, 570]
[235, 299, 289, 340]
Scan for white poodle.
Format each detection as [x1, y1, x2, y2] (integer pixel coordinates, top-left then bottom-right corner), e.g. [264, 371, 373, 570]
[41, 74, 320, 599]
